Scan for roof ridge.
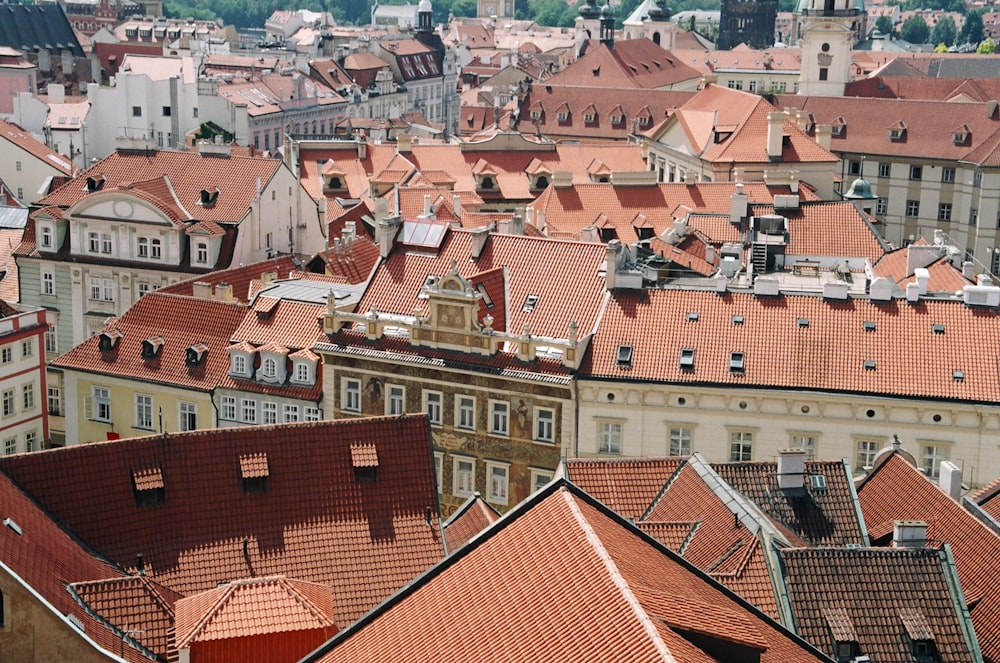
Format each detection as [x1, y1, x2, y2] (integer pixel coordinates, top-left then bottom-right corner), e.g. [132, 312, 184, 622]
[274, 577, 337, 627]
[560, 487, 678, 662]
[177, 582, 232, 647]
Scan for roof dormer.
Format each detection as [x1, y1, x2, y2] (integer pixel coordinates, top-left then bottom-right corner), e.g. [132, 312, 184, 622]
[952, 123, 971, 144]
[582, 103, 598, 125]
[320, 159, 347, 192]
[228, 341, 255, 379]
[185, 342, 209, 366]
[289, 348, 319, 386]
[85, 175, 105, 192]
[472, 158, 498, 191]
[198, 187, 220, 206]
[255, 342, 289, 384]
[99, 328, 122, 352]
[141, 335, 164, 360]
[889, 120, 906, 141]
[830, 116, 846, 137]
[555, 101, 571, 124]
[609, 104, 626, 126]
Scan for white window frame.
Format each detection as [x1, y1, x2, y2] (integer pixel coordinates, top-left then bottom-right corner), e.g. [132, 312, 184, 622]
[47, 386, 60, 416]
[241, 398, 257, 424]
[530, 468, 553, 493]
[534, 407, 555, 444]
[101, 233, 112, 254]
[137, 237, 149, 258]
[304, 407, 321, 421]
[486, 461, 510, 506]
[456, 395, 475, 430]
[0, 347, 9, 363]
[230, 353, 249, 378]
[135, 393, 154, 430]
[668, 426, 692, 456]
[42, 269, 55, 296]
[489, 400, 509, 436]
[729, 430, 753, 462]
[424, 390, 443, 426]
[179, 401, 197, 431]
[343, 378, 361, 413]
[790, 433, 817, 459]
[283, 403, 299, 422]
[292, 361, 311, 384]
[434, 451, 444, 494]
[856, 438, 882, 472]
[20, 340, 32, 358]
[3, 437, 15, 455]
[150, 238, 162, 259]
[40, 225, 53, 248]
[453, 456, 475, 497]
[261, 356, 278, 379]
[387, 384, 405, 415]
[262, 401, 278, 425]
[24, 429, 36, 452]
[89, 232, 100, 253]
[21, 383, 33, 411]
[2, 389, 14, 417]
[221, 395, 236, 421]
[599, 420, 622, 455]
[920, 443, 950, 479]
[92, 386, 111, 422]
[196, 241, 209, 264]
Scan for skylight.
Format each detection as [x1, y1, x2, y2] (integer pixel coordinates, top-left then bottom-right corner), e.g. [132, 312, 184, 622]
[953, 370, 964, 381]
[476, 283, 493, 308]
[686, 311, 699, 322]
[732, 315, 745, 325]
[864, 360, 876, 371]
[680, 348, 695, 369]
[863, 320, 876, 332]
[616, 345, 633, 367]
[931, 324, 945, 335]
[522, 294, 539, 312]
[797, 317, 809, 328]
[729, 351, 745, 373]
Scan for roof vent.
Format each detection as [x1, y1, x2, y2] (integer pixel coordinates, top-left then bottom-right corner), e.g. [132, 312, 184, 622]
[863, 320, 876, 332]
[863, 359, 876, 371]
[85, 175, 105, 192]
[732, 315, 744, 325]
[796, 317, 809, 328]
[616, 344, 634, 368]
[952, 369, 964, 381]
[199, 187, 220, 206]
[686, 311, 699, 322]
[931, 323, 945, 335]
[522, 294, 539, 312]
[679, 347, 695, 370]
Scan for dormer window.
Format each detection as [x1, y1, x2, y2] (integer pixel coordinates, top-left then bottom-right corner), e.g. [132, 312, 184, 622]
[530, 108, 542, 121]
[255, 344, 288, 384]
[39, 224, 53, 249]
[240, 453, 269, 493]
[198, 188, 219, 206]
[730, 351, 745, 373]
[680, 348, 695, 369]
[289, 352, 318, 386]
[532, 175, 549, 189]
[99, 328, 122, 352]
[952, 124, 970, 144]
[132, 466, 165, 506]
[616, 344, 633, 367]
[196, 242, 208, 264]
[830, 117, 846, 136]
[185, 343, 208, 366]
[584, 112, 596, 123]
[479, 176, 495, 190]
[351, 442, 378, 482]
[261, 357, 277, 378]
[85, 175, 105, 192]
[889, 121, 906, 141]
[228, 346, 254, 379]
[141, 336, 164, 359]
[557, 111, 569, 122]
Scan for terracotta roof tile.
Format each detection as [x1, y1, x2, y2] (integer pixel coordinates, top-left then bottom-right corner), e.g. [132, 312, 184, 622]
[858, 452, 1000, 662]
[545, 40, 702, 90]
[71, 576, 182, 657]
[442, 493, 501, 551]
[0, 117, 77, 176]
[239, 453, 269, 478]
[304, 482, 830, 663]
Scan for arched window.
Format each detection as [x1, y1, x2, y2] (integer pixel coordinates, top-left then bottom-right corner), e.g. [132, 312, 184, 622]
[262, 357, 277, 378]
[137, 237, 149, 257]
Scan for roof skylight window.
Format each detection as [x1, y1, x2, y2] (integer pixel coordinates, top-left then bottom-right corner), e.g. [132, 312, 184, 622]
[522, 294, 539, 312]
[729, 351, 745, 373]
[616, 345, 633, 368]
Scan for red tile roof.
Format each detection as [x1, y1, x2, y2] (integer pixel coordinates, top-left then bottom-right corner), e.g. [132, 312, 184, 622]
[305, 481, 831, 663]
[546, 40, 702, 90]
[0, 117, 77, 176]
[857, 452, 1000, 663]
[442, 493, 501, 551]
[0, 414, 445, 659]
[38, 148, 285, 225]
[845, 76, 1000, 102]
[156, 255, 302, 301]
[51, 292, 247, 392]
[583, 289, 1000, 403]
[71, 576, 182, 656]
[971, 474, 1000, 523]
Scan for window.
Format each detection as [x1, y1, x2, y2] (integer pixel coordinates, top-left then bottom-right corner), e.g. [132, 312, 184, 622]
[343, 378, 361, 413]
[3, 437, 14, 455]
[530, 468, 553, 493]
[294, 362, 310, 384]
[151, 239, 161, 259]
[138, 237, 148, 257]
[196, 242, 208, 263]
[283, 404, 299, 422]
[2, 389, 14, 417]
[938, 203, 952, 221]
[791, 435, 816, 459]
[876, 198, 888, 215]
[487, 462, 509, 505]
[878, 162, 891, 178]
[21, 383, 33, 410]
[0, 347, 8, 364]
[42, 270, 54, 296]
[909, 165, 922, 180]
[453, 457, 475, 497]
[101, 234, 112, 254]
[15, 160, 21, 172]
[262, 401, 278, 425]
[40, 226, 53, 248]
[221, 395, 236, 420]
[304, 407, 321, 421]
[135, 394, 153, 430]
[47, 386, 60, 416]
[261, 357, 277, 379]
[490, 400, 509, 435]
[974, 171, 983, 188]
[24, 430, 36, 452]
[848, 160, 861, 176]
[921, 444, 949, 479]
[241, 399, 257, 424]
[599, 421, 622, 454]
[729, 431, 753, 461]
[456, 396, 475, 430]
[179, 402, 197, 431]
[906, 200, 920, 217]
[132, 106, 142, 117]
[535, 407, 555, 443]
[424, 390, 442, 426]
[856, 439, 880, 471]
[970, 208, 979, 227]
[157, 132, 164, 148]
[162, 105, 171, 117]
[89, 278, 114, 302]
[20, 340, 31, 358]
[387, 385, 405, 415]
[89, 232, 100, 252]
[231, 354, 247, 377]
[669, 427, 692, 456]
[942, 167, 955, 183]
[818, 67, 828, 81]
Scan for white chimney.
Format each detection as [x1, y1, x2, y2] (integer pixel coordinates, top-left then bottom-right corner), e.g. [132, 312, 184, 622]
[978, 273, 992, 286]
[962, 261, 975, 280]
[714, 272, 727, 292]
[605, 240, 622, 290]
[470, 225, 490, 260]
[754, 276, 781, 297]
[777, 449, 807, 490]
[869, 276, 894, 302]
[914, 268, 930, 295]
[730, 184, 748, 225]
[906, 282, 920, 303]
[938, 461, 963, 501]
[815, 124, 832, 151]
[766, 111, 785, 159]
[892, 520, 928, 548]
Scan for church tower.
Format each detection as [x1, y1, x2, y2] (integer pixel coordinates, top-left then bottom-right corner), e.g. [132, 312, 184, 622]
[797, 0, 862, 96]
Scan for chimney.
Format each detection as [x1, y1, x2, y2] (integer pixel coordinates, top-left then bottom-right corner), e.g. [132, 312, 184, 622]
[869, 276, 894, 302]
[512, 208, 525, 235]
[766, 111, 785, 160]
[705, 245, 716, 264]
[470, 225, 490, 260]
[730, 184, 748, 225]
[453, 194, 462, 218]
[397, 133, 412, 153]
[605, 239, 622, 290]
[978, 274, 992, 286]
[938, 461, 963, 501]
[423, 194, 432, 217]
[215, 282, 234, 302]
[892, 520, 928, 548]
[777, 449, 807, 490]
[815, 124, 832, 150]
[906, 282, 920, 303]
[192, 281, 212, 300]
[914, 267, 930, 295]
[261, 271, 277, 285]
[962, 261, 975, 280]
[357, 140, 367, 160]
[47, 83, 66, 104]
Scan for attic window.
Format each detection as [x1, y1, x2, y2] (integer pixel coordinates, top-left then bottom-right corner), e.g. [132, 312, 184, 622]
[557, 111, 569, 122]
[952, 370, 964, 381]
[240, 453, 269, 493]
[418, 274, 439, 299]
[85, 175, 105, 192]
[611, 113, 624, 125]
[198, 188, 220, 206]
[522, 294, 539, 312]
[952, 125, 970, 143]
[616, 345, 633, 368]
[732, 315, 744, 325]
[476, 283, 494, 308]
[132, 466, 165, 506]
[141, 336, 165, 359]
[679, 347, 695, 369]
[864, 359, 876, 371]
[686, 311, 699, 322]
[351, 443, 379, 482]
[900, 607, 936, 663]
[479, 176, 495, 190]
[809, 474, 827, 491]
[931, 324, 945, 334]
[185, 342, 209, 366]
[584, 113, 596, 123]
[729, 351, 745, 373]
[530, 109, 542, 120]
[99, 328, 122, 352]
[797, 317, 809, 328]
[863, 320, 876, 332]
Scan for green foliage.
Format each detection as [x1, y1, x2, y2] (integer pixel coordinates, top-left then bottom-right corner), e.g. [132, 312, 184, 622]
[899, 14, 929, 43]
[163, 1, 217, 21]
[933, 41, 949, 52]
[961, 9, 984, 46]
[930, 14, 956, 46]
[875, 14, 893, 35]
[978, 36, 996, 53]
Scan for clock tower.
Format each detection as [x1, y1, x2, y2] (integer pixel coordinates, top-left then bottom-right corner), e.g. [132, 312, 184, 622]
[797, 0, 862, 96]
[478, 0, 513, 19]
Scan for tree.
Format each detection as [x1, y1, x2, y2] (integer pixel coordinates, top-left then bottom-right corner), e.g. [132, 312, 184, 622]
[900, 14, 930, 43]
[978, 36, 996, 53]
[961, 10, 985, 46]
[930, 14, 956, 46]
[875, 15, 894, 36]
[934, 42, 949, 52]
